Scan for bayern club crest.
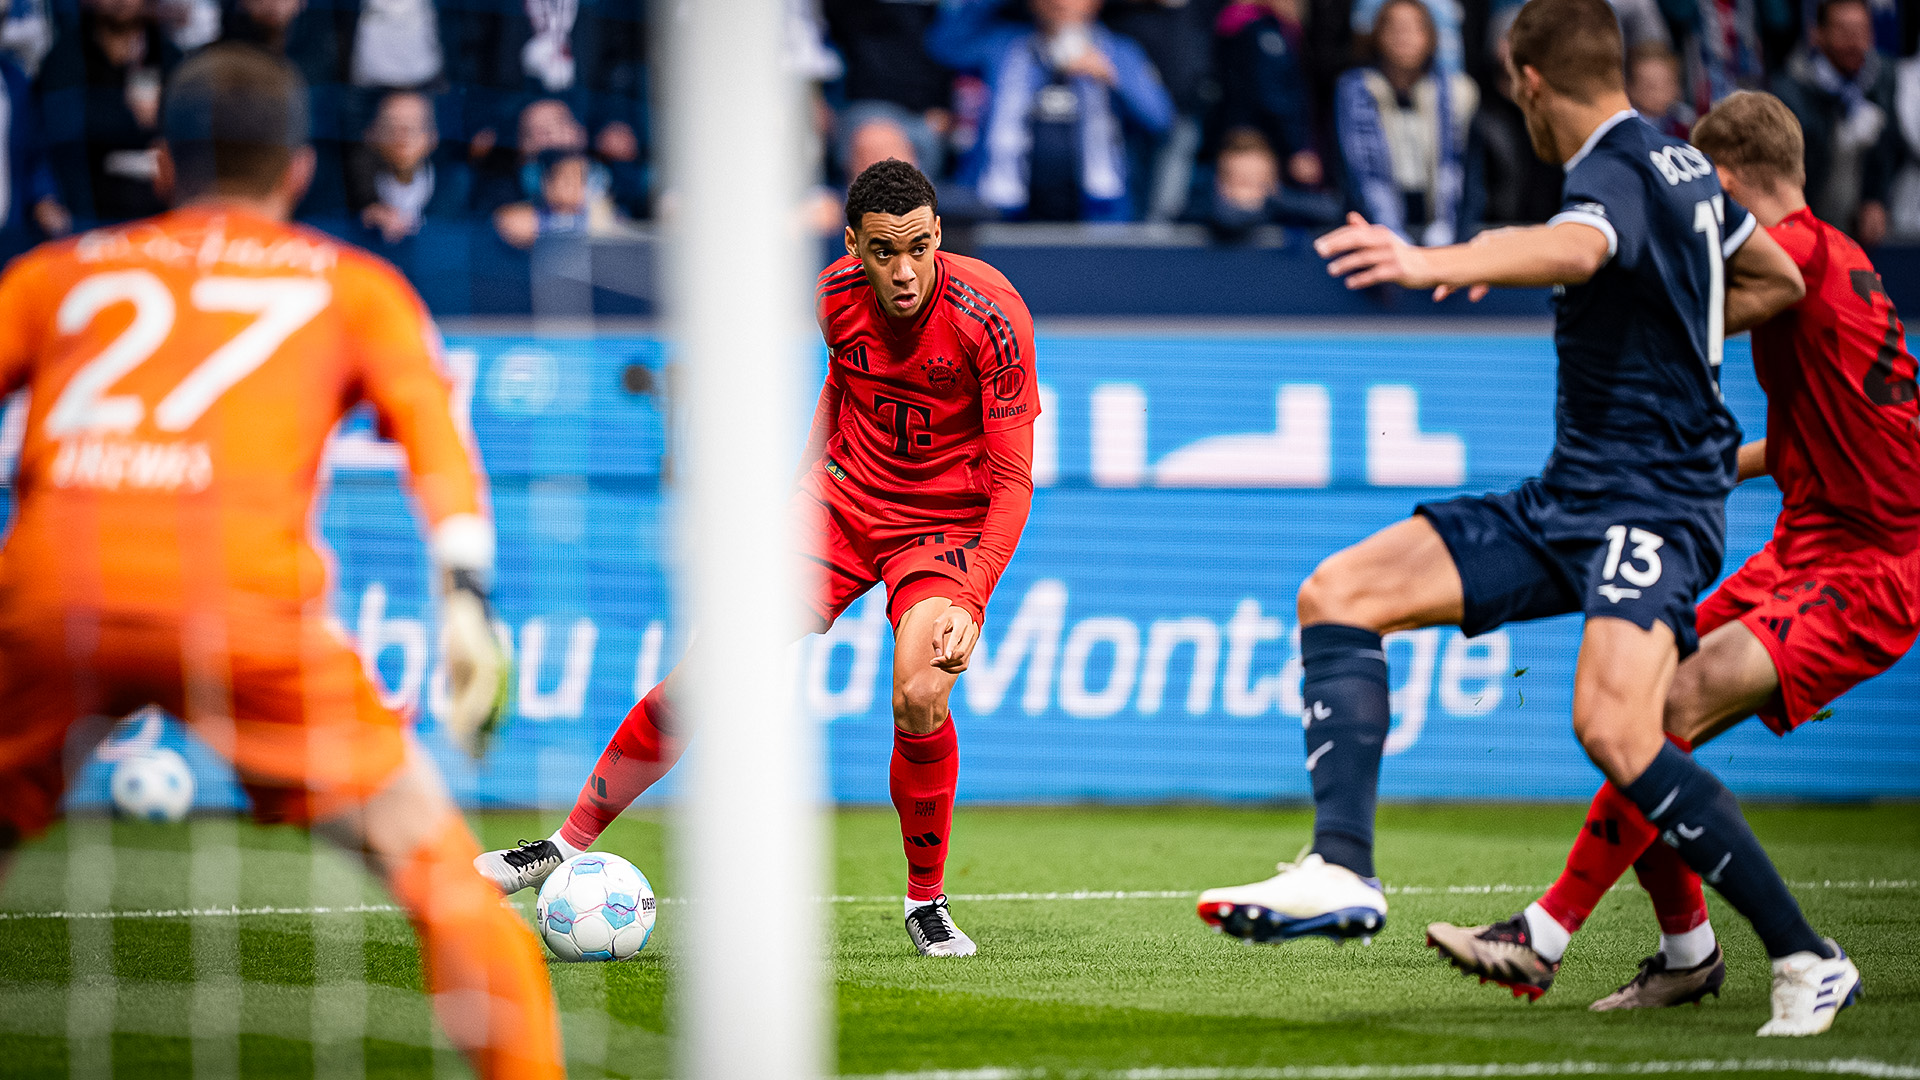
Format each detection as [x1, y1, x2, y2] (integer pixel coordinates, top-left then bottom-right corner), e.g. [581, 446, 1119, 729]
[921, 355, 960, 393]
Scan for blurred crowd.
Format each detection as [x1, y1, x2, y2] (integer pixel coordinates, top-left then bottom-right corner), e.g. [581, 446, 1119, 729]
[0, 0, 1916, 270]
[798, 0, 1920, 247]
[0, 0, 645, 266]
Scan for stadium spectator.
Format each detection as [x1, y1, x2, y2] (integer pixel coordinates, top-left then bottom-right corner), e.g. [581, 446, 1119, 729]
[1774, 0, 1898, 245]
[1350, 0, 1463, 75]
[1887, 51, 1920, 238]
[1192, 127, 1342, 240]
[448, 0, 648, 217]
[1469, 9, 1559, 225]
[821, 0, 952, 177]
[1629, 43, 1694, 137]
[0, 49, 67, 264]
[493, 147, 627, 248]
[1103, 0, 1221, 219]
[1605, 0, 1675, 53]
[1668, 0, 1765, 112]
[1213, 0, 1326, 194]
[473, 95, 586, 215]
[348, 90, 468, 245]
[1335, 0, 1477, 245]
[926, 0, 1175, 222]
[37, 0, 182, 226]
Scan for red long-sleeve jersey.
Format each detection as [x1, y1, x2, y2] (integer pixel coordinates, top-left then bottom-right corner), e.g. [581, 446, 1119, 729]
[1751, 207, 1920, 556]
[805, 251, 1040, 621]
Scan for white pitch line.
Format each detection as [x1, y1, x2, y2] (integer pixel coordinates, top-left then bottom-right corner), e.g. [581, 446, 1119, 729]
[838, 1060, 1920, 1080]
[2, 879, 1910, 921]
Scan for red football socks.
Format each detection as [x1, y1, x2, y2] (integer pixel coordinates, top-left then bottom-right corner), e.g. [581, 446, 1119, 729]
[1633, 837, 1711, 934]
[1538, 735, 1707, 935]
[559, 683, 684, 852]
[890, 720, 959, 903]
[1537, 780, 1662, 932]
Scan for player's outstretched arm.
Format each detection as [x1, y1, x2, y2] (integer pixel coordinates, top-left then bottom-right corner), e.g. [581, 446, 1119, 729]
[1736, 438, 1768, 483]
[1315, 212, 1609, 298]
[1724, 226, 1805, 334]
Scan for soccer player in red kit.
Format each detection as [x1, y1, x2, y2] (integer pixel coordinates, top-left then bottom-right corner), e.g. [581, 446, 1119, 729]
[1427, 92, 1912, 1034]
[476, 159, 1040, 957]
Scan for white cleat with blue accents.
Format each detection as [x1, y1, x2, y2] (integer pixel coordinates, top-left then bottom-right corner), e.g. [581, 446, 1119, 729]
[1756, 939, 1862, 1036]
[1196, 854, 1388, 944]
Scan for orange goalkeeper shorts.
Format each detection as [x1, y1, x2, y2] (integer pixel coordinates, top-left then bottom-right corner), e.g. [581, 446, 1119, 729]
[0, 599, 409, 841]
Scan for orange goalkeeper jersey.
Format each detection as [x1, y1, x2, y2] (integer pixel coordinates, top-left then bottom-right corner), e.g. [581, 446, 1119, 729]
[0, 205, 483, 618]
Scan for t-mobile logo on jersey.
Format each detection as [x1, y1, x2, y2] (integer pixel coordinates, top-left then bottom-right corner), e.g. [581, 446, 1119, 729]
[873, 395, 933, 457]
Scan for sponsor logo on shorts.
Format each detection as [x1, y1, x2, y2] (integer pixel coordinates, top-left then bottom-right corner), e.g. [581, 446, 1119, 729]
[1597, 583, 1642, 603]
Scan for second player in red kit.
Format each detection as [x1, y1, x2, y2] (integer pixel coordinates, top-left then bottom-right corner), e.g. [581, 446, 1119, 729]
[1429, 93, 1912, 1032]
[473, 160, 1040, 958]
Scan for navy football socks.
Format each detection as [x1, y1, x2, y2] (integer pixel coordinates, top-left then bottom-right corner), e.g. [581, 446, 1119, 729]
[1300, 624, 1391, 879]
[1623, 742, 1830, 959]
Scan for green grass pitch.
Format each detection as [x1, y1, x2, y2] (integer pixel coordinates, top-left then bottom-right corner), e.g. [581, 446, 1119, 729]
[1, 803, 1915, 1078]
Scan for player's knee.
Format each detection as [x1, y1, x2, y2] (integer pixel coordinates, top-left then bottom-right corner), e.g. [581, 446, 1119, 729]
[892, 672, 951, 735]
[1297, 556, 1370, 628]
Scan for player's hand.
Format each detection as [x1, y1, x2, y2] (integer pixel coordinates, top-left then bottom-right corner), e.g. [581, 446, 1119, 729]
[930, 606, 980, 674]
[440, 569, 511, 759]
[1314, 212, 1439, 290]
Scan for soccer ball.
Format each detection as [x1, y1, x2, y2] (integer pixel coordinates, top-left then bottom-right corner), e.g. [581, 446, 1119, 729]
[110, 748, 195, 823]
[536, 852, 656, 962]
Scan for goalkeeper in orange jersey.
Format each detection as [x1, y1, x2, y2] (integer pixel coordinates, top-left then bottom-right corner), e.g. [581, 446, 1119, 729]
[0, 45, 563, 1079]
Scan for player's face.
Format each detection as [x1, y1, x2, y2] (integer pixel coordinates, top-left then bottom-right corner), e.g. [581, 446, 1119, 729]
[847, 207, 942, 320]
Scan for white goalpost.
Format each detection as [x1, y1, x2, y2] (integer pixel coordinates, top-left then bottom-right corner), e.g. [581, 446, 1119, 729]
[665, 1, 825, 1079]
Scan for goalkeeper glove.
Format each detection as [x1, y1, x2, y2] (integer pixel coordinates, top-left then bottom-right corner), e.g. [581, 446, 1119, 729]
[440, 567, 510, 758]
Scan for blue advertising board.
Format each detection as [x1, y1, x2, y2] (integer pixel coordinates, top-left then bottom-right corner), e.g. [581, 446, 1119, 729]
[11, 328, 1917, 809]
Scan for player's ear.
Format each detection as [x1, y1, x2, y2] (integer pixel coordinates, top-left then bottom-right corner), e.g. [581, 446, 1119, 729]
[279, 147, 317, 214]
[931, 215, 942, 252]
[154, 143, 176, 204]
[844, 224, 858, 258]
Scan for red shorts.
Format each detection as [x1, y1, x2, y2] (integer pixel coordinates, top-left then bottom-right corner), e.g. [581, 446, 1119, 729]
[0, 599, 409, 841]
[797, 471, 982, 629]
[1695, 535, 1920, 734]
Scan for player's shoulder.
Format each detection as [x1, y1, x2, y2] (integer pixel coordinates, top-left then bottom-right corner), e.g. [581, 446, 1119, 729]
[817, 254, 869, 302]
[935, 251, 1031, 332]
[938, 251, 1024, 304]
[1765, 207, 1829, 269]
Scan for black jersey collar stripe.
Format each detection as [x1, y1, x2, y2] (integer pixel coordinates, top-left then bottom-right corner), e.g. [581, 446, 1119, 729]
[943, 285, 1016, 370]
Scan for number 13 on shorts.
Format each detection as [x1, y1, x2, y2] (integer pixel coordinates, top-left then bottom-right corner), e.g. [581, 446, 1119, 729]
[1599, 524, 1665, 603]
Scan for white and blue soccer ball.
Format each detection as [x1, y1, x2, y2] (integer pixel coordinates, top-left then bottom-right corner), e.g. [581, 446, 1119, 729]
[109, 748, 195, 823]
[535, 852, 656, 962]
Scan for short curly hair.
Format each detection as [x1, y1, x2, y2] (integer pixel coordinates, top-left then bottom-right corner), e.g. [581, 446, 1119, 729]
[845, 158, 937, 229]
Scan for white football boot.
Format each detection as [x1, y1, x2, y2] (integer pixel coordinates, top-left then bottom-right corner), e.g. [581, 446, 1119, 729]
[1757, 939, 1862, 1036]
[1196, 854, 1388, 943]
[473, 838, 567, 895]
[905, 895, 978, 957]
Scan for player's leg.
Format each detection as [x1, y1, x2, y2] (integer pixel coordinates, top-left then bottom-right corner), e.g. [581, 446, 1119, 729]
[1574, 616, 1860, 1036]
[220, 630, 564, 1078]
[477, 490, 874, 894]
[887, 587, 972, 957]
[1535, 605, 1776, 1006]
[1198, 515, 1466, 944]
[314, 742, 564, 1080]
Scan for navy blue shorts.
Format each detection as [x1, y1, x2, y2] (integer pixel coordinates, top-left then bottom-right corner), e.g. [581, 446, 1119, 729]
[1416, 479, 1725, 658]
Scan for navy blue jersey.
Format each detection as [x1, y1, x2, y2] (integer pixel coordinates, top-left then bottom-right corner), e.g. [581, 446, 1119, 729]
[1542, 111, 1754, 504]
